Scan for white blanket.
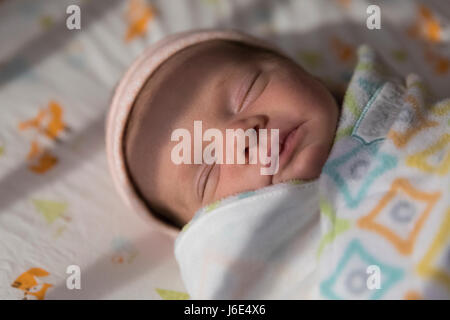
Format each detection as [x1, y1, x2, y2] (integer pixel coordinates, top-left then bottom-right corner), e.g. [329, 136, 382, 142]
[175, 181, 321, 299]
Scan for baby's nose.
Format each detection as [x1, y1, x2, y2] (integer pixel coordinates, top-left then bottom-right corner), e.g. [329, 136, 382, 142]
[237, 115, 268, 133]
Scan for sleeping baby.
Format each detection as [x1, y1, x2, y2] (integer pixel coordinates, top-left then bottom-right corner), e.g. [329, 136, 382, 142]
[106, 30, 450, 299]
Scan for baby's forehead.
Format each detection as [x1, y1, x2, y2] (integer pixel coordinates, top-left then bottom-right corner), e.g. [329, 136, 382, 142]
[136, 39, 277, 107]
[127, 39, 275, 143]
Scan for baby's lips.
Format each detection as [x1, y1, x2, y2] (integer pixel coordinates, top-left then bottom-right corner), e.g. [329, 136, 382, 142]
[258, 129, 280, 167]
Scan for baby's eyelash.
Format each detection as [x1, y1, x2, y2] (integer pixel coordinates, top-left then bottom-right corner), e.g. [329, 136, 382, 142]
[237, 70, 262, 113]
[200, 164, 215, 199]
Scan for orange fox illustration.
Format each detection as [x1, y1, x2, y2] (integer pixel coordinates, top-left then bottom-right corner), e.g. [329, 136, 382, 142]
[18, 100, 66, 174]
[11, 268, 53, 300]
[124, 0, 156, 42]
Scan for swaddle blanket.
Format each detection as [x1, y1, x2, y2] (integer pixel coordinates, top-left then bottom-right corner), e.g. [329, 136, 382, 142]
[175, 180, 321, 299]
[318, 45, 450, 299]
[175, 45, 450, 300]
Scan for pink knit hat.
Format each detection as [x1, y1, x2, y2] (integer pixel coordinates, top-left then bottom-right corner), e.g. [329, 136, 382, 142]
[106, 29, 281, 239]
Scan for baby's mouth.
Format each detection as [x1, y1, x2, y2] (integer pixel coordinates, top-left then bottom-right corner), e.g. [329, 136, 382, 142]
[265, 124, 299, 158]
[268, 121, 307, 183]
[279, 133, 290, 156]
[279, 123, 303, 160]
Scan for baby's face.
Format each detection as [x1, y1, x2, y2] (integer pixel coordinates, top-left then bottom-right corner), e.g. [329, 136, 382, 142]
[126, 40, 339, 227]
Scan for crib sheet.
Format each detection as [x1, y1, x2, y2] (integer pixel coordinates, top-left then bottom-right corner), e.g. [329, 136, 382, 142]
[0, 0, 449, 299]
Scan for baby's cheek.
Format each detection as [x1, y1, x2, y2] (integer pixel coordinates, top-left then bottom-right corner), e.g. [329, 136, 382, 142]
[292, 142, 331, 179]
[215, 163, 271, 200]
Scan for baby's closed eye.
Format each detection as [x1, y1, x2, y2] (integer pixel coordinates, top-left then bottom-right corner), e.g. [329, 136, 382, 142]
[237, 70, 270, 114]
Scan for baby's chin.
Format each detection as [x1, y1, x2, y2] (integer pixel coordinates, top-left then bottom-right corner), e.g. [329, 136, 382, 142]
[272, 139, 332, 184]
